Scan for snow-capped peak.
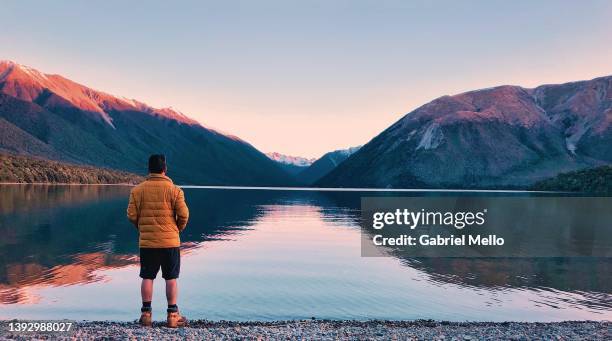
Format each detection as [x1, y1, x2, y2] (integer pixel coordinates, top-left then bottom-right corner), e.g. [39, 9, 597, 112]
[266, 152, 316, 167]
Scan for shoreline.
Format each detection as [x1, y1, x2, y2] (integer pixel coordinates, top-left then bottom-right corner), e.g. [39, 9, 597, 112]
[0, 182, 136, 186]
[1, 320, 608, 340]
[0, 182, 562, 193]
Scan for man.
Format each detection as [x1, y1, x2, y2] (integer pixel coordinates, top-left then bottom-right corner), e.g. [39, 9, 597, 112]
[127, 154, 189, 328]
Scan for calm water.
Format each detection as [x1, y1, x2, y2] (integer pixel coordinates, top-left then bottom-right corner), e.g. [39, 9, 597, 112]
[0, 185, 610, 322]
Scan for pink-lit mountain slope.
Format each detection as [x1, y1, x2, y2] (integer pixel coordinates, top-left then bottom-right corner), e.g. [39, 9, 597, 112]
[318, 76, 612, 188]
[0, 61, 294, 185]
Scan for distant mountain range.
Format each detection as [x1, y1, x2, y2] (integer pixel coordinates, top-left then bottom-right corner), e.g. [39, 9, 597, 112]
[318, 76, 612, 188]
[2, 60, 611, 188]
[265, 152, 315, 176]
[266, 147, 360, 185]
[0, 61, 295, 185]
[266, 152, 315, 167]
[299, 146, 360, 185]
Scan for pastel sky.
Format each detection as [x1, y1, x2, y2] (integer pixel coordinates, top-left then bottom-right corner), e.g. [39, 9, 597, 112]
[2, 1, 612, 158]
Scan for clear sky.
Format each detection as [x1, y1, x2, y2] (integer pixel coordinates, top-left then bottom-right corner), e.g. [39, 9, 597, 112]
[2, 1, 612, 158]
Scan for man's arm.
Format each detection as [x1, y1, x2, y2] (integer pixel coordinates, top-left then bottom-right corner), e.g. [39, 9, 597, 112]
[175, 188, 189, 231]
[127, 191, 139, 228]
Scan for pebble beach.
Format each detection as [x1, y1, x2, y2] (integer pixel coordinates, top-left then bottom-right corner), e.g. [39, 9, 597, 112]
[0, 320, 609, 340]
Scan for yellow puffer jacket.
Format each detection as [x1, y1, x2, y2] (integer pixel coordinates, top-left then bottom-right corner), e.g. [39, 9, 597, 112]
[126, 174, 189, 248]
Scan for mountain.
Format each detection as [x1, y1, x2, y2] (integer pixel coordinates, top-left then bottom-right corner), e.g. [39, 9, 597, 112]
[266, 152, 315, 167]
[0, 152, 143, 184]
[531, 165, 612, 194]
[0, 61, 295, 185]
[300, 146, 360, 185]
[265, 152, 315, 176]
[318, 76, 612, 188]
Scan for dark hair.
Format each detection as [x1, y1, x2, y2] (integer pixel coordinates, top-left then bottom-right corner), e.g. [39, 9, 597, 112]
[148, 154, 167, 174]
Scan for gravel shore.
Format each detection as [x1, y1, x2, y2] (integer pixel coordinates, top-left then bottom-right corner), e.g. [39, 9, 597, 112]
[1, 320, 609, 340]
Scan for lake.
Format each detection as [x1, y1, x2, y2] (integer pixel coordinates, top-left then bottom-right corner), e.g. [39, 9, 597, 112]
[0, 184, 610, 322]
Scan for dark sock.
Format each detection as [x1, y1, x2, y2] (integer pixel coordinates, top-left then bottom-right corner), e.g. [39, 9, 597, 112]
[141, 301, 152, 312]
[167, 304, 178, 312]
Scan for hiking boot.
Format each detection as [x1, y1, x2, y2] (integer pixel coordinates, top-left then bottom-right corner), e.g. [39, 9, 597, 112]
[167, 309, 188, 328]
[139, 309, 152, 327]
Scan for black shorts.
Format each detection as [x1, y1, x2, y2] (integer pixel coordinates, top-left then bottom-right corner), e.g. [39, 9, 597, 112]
[139, 247, 180, 280]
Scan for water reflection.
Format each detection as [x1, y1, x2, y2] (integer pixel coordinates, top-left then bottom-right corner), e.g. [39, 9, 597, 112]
[0, 185, 270, 304]
[0, 185, 610, 321]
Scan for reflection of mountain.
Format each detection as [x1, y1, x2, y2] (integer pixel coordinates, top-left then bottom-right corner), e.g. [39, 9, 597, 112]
[320, 193, 612, 305]
[1, 185, 610, 312]
[0, 185, 270, 303]
[0, 185, 134, 303]
[0, 61, 294, 186]
[0, 185, 356, 304]
[402, 258, 612, 292]
[402, 258, 612, 311]
[319, 76, 612, 188]
[0, 184, 130, 215]
[360, 220, 612, 310]
[0, 252, 136, 304]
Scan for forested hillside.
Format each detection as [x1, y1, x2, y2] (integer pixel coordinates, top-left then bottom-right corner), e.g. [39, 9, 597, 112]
[531, 165, 612, 194]
[0, 153, 143, 184]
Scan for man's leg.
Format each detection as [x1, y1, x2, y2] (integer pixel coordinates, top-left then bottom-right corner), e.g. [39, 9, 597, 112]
[163, 248, 185, 327]
[139, 278, 153, 327]
[165, 279, 186, 327]
[165, 279, 177, 305]
[139, 279, 154, 326]
[141, 279, 154, 302]
[139, 248, 159, 326]
[162, 247, 180, 307]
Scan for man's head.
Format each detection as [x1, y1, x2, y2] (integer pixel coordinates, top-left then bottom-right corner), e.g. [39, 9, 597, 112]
[148, 154, 167, 174]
